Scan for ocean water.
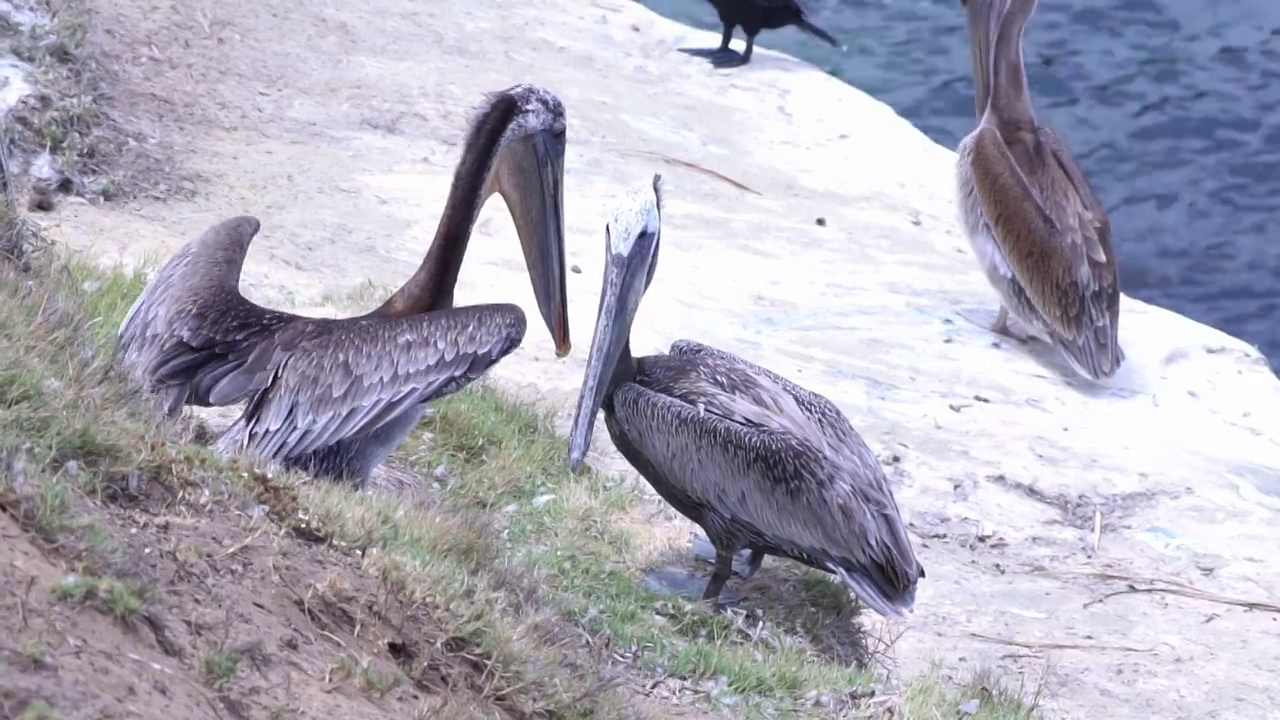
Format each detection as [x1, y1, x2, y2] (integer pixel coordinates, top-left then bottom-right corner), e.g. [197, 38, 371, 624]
[639, 0, 1280, 371]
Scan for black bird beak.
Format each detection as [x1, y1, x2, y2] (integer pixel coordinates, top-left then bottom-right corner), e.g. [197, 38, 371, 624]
[498, 128, 571, 358]
[568, 176, 663, 473]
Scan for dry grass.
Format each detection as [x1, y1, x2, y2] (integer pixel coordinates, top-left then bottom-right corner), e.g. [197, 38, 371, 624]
[0, 241, 1048, 718]
[0, 0, 195, 206]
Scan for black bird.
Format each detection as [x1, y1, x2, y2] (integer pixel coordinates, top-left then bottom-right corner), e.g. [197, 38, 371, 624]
[683, 0, 841, 69]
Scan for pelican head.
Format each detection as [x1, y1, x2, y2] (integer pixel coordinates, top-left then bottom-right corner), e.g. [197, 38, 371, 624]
[487, 84, 572, 357]
[567, 174, 664, 472]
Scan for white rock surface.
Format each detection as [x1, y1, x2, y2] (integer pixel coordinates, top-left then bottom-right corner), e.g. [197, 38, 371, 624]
[44, 0, 1280, 717]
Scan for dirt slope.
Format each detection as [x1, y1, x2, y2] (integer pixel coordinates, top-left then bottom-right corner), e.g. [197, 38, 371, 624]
[8, 0, 1280, 718]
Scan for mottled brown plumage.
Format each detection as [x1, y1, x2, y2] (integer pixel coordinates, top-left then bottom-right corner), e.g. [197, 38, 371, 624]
[568, 175, 925, 616]
[955, 0, 1123, 380]
[113, 84, 571, 485]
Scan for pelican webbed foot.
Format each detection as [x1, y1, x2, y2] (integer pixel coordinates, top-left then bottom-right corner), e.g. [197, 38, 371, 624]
[692, 534, 760, 578]
[643, 567, 745, 606]
[961, 306, 1032, 343]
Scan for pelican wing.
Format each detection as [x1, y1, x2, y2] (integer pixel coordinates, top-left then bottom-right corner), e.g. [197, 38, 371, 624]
[227, 304, 527, 462]
[668, 339, 854, 442]
[968, 124, 1123, 375]
[622, 353, 923, 616]
[113, 216, 289, 413]
[144, 297, 295, 411]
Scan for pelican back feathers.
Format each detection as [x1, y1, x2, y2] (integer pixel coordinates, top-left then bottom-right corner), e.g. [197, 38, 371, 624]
[958, 124, 1123, 379]
[610, 339, 925, 617]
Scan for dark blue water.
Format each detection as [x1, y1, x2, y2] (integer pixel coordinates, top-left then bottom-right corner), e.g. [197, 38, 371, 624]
[639, 0, 1280, 371]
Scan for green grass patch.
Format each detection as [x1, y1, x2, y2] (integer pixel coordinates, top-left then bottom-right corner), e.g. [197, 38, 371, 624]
[53, 572, 144, 620]
[198, 649, 242, 688]
[0, 250, 1046, 719]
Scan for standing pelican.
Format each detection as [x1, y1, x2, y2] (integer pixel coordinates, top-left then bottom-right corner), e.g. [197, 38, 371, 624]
[114, 84, 571, 486]
[683, 0, 841, 69]
[955, 0, 1123, 380]
[567, 175, 924, 616]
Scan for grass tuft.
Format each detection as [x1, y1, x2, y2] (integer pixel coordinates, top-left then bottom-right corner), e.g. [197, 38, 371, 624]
[53, 572, 144, 620]
[199, 649, 242, 688]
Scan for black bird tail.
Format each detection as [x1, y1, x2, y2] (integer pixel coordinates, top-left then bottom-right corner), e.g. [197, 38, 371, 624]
[796, 19, 840, 49]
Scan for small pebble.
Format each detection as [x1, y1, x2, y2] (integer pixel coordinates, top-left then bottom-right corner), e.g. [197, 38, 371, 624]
[814, 216, 827, 227]
[958, 698, 981, 716]
[570, 264, 582, 274]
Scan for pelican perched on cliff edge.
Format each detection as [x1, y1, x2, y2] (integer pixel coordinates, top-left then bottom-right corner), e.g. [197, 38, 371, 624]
[567, 174, 925, 616]
[955, 0, 1124, 381]
[113, 84, 571, 486]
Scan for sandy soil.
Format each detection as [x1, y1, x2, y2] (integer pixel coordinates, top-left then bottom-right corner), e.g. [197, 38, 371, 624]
[0, 487, 525, 720]
[13, 0, 1280, 718]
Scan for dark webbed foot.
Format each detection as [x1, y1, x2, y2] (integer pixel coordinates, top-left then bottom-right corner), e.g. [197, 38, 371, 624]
[680, 47, 729, 59]
[701, 549, 738, 610]
[643, 567, 744, 605]
[680, 47, 747, 68]
[691, 535, 758, 578]
[679, 22, 740, 66]
[710, 51, 749, 69]
[712, 36, 756, 69]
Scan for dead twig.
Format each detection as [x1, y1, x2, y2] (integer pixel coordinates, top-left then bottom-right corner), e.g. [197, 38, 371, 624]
[1040, 569, 1280, 614]
[218, 524, 266, 558]
[619, 149, 762, 195]
[965, 632, 1154, 653]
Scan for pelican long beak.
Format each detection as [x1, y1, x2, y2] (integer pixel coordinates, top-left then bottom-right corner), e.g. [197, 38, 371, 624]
[567, 214, 660, 473]
[498, 128, 571, 358]
[964, 0, 1009, 118]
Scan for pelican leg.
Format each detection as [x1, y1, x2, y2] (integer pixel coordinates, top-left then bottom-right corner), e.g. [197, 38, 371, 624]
[740, 548, 765, 580]
[961, 306, 1032, 343]
[702, 550, 736, 607]
[989, 306, 1032, 341]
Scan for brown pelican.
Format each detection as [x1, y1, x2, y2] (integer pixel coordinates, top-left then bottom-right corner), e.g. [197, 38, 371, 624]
[114, 84, 570, 486]
[567, 175, 924, 616]
[682, 0, 841, 69]
[955, 0, 1124, 381]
